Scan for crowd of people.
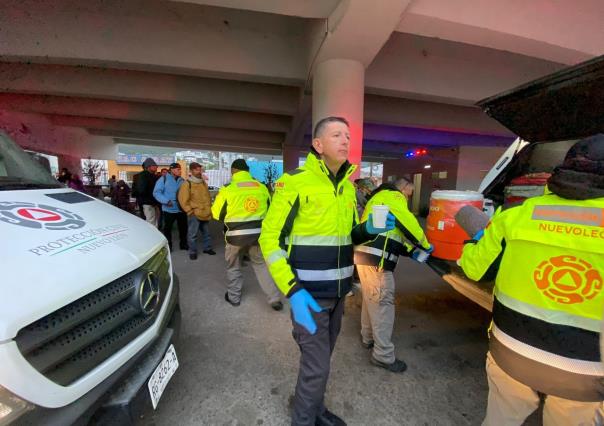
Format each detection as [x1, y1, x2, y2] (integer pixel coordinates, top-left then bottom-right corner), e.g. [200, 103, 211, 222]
[131, 158, 217, 258]
[55, 118, 604, 425]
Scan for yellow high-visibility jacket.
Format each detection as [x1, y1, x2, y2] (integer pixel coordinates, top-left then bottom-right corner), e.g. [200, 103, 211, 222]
[211, 171, 269, 246]
[354, 186, 430, 271]
[460, 191, 604, 401]
[259, 152, 371, 298]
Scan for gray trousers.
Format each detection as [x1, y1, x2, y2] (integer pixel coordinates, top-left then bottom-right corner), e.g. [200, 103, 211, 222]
[225, 243, 281, 304]
[291, 297, 345, 426]
[142, 204, 159, 228]
[358, 265, 396, 364]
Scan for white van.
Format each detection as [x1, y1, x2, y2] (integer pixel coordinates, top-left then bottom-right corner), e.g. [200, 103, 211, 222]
[0, 132, 181, 425]
[431, 54, 604, 310]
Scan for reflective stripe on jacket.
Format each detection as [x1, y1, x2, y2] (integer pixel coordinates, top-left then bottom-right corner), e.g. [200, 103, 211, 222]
[460, 192, 604, 400]
[211, 171, 269, 246]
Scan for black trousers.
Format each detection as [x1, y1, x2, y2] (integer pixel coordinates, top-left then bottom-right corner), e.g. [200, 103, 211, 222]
[291, 297, 345, 426]
[162, 211, 188, 249]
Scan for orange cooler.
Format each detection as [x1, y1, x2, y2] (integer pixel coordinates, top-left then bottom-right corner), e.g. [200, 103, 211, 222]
[426, 190, 484, 260]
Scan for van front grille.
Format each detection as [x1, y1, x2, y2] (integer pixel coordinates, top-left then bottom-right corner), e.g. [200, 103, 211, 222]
[15, 247, 170, 386]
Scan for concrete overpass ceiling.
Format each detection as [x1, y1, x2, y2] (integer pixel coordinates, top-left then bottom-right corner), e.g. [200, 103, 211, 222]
[1, 0, 602, 160]
[0, 0, 314, 84]
[112, 137, 282, 156]
[396, 0, 603, 65]
[0, 63, 301, 115]
[366, 33, 567, 106]
[169, 0, 341, 18]
[0, 94, 291, 133]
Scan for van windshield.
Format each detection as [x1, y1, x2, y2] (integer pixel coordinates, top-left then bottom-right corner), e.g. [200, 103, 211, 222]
[0, 132, 62, 190]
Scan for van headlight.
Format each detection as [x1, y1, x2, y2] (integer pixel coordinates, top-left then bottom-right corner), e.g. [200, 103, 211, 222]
[0, 387, 33, 425]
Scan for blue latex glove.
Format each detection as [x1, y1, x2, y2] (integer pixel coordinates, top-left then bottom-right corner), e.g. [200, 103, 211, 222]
[365, 212, 396, 235]
[473, 229, 485, 241]
[289, 289, 322, 334]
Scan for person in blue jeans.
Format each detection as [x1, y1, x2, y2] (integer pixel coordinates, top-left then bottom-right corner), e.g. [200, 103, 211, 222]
[177, 162, 216, 259]
[153, 162, 188, 251]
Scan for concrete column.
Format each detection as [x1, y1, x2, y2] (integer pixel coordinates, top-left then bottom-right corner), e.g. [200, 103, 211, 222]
[282, 145, 301, 171]
[312, 59, 365, 178]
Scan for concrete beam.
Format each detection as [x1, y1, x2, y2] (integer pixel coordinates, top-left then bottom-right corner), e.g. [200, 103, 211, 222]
[366, 33, 566, 105]
[397, 0, 603, 64]
[169, 0, 340, 18]
[311, 0, 412, 67]
[362, 123, 513, 147]
[0, 0, 309, 83]
[364, 94, 513, 136]
[0, 109, 118, 160]
[113, 137, 281, 156]
[0, 94, 291, 133]
[45, 115, 284, 145]
[0, 63, 301, 115]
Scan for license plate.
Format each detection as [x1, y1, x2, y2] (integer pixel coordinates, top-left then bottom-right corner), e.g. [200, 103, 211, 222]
[148, 344, 179, 409]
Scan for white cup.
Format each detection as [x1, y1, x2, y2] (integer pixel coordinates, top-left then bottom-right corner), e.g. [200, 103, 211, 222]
[414, 249, 430, 263]
[372, 204, 389, 228]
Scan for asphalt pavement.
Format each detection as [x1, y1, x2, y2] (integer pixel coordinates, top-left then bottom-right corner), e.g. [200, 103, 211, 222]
[141, 222, 539, 425]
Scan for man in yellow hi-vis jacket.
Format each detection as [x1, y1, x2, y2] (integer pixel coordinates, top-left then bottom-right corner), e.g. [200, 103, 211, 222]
[212, 159, 282, 310]
[354, 178, 432, 373]
[259, 116, 395, 426]
[460, 135, 604, 426]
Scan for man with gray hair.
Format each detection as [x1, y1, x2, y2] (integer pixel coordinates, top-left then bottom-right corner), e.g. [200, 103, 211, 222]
[354, 177, 432, 372]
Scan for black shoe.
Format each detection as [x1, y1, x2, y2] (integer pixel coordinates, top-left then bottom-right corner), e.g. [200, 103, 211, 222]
[370, 356, 407, 373]
[224, 292, 240, 307]
[203, 249, 216, 255]
[180, 244, 189, 251]
[360, 337, 374, 349]
[189, 253, 197, 260]
[270, 301, 283, 311]
[316, 409, 346, 426]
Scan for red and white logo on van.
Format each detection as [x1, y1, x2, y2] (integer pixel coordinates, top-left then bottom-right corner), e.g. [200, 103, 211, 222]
[16, 208, 62, 222]
[0, 202, 85, 230]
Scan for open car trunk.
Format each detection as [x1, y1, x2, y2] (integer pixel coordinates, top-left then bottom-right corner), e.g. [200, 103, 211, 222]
[432, 54, 604, 311]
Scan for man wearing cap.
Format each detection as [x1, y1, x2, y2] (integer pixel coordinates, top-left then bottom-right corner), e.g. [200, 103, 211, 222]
[153, 162, 188, 251]
[354, 178, 432, 373]
[211, 159, 283, 310]
[459, 134, 604, 425]
[259, 116, 395, 426]
[178, 162, 215, 260]
[132, 158, 159, 226]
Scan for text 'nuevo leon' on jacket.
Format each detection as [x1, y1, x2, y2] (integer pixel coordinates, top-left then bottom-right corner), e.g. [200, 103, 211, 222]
[460, 191, 604, 401]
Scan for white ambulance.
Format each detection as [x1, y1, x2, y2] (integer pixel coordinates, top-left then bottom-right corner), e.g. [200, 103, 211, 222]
[0, 132, 181, 425]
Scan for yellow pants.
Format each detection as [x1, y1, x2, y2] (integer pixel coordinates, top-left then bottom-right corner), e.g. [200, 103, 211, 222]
[483, 352, 604, 426]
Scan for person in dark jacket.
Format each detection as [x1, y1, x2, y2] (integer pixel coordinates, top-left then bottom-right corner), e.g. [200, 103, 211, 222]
[68, 174, 85, 192]
[111, 180, 133, 213]
[132, 158, 160, 227]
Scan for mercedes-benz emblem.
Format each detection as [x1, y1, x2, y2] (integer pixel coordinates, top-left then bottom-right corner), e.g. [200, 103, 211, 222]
[138, 271, 160, 315]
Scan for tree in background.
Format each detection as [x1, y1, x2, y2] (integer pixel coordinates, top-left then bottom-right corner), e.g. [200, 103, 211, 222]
[81, 157, 107, 186]
[263, 162, 279, 193]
